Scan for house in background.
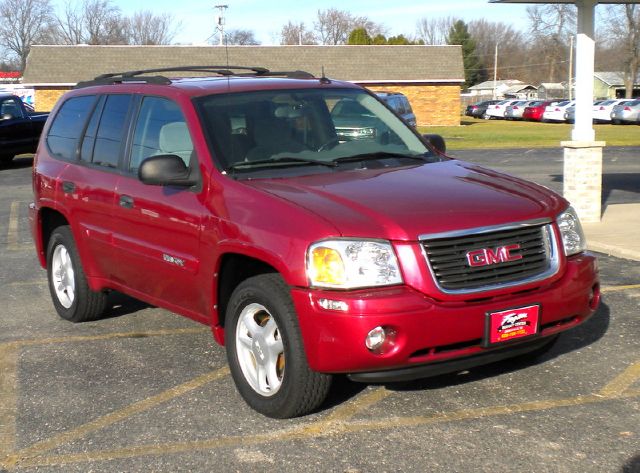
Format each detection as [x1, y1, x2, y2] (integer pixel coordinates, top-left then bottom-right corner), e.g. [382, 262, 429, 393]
[537, 83, 567, 100]
[465, 79, 524, 99]
[22, 45, 464, 126]
[594, 72, 640, 99]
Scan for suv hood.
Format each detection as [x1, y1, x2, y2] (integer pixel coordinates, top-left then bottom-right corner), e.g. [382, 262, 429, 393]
[244, 160, 565, 241]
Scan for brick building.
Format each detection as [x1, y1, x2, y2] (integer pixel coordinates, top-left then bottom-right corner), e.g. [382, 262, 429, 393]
[22, 45, 464, 126]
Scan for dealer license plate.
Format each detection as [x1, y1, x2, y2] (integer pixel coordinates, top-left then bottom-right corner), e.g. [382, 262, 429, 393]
[485, 304, 540, 346]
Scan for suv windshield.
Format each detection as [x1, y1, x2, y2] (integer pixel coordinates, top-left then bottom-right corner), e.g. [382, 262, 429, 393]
[195, 88, 434, 177]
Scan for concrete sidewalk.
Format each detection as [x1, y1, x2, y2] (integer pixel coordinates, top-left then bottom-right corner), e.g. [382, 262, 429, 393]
[582, 203, 640, 262]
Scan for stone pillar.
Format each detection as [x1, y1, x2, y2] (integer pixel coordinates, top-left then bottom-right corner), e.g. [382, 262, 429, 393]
[561, 140, 605, 223]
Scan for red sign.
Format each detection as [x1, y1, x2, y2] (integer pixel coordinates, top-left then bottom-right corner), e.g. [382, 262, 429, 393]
[467, 244, 523, 267]
[486, 305, 539, 345]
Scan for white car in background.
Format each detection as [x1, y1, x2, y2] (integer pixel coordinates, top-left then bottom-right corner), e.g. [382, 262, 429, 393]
[593, 99, 634, 123]
[542, 100, 574, 122]
[484, 99, 520, 119]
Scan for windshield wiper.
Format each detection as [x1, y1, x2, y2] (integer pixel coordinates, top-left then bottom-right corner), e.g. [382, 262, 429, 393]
[331, 152, 429, 165]
[226, 156, 337, 172]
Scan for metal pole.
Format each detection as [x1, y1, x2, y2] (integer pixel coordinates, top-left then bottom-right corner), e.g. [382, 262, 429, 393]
[214, 4, 228, 46]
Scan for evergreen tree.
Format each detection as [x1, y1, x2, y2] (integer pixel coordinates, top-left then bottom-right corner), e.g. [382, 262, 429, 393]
[372, 34, 387, 45]
[347, 27, 372, 45]
[446, 20, 484, 87]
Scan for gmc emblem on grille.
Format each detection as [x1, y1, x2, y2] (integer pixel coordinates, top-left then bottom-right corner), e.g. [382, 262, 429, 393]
[466, 244, 523, 267]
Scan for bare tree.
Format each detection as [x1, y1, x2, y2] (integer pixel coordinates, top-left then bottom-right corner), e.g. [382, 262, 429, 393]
[56, 0, 127, 45]
[416, 16, 457, 45]
[223, 29, 260, 46]
[280, 21, 316, 45]
[527, 4, 576, 83]
[0, 0, 56, 71]
[604, 5, 640, 98]
[126, 10, 177, 45]
[468, 19, 528, 81]
[314, 8, 383, 45]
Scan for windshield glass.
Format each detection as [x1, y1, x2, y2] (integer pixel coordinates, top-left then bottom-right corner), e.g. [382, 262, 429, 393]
[195, 88, 433, 176]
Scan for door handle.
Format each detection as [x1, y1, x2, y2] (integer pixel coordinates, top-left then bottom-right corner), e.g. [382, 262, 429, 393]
[119, 195, 134, 209]
[62, 181, 75, 193]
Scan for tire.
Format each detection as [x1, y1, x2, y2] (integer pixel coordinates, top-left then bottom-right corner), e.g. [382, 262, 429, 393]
[482, 113, 491, 120]
[46, 226, 107, 322]
[225, 274, 332, 418]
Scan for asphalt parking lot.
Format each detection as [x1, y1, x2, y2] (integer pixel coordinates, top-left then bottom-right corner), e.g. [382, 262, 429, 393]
[1, 152, 639, 473]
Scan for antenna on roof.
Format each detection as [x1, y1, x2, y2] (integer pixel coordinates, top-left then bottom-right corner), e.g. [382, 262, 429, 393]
[320, 65, 331, 84]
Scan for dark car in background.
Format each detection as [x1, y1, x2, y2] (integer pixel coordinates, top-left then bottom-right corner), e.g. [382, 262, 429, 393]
[375, 92, 416, 127]
[465, 100, 501, 119]
[0, 94, 49, 164]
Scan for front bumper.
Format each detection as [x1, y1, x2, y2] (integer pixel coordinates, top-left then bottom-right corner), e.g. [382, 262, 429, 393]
[292, 253, 599, 380]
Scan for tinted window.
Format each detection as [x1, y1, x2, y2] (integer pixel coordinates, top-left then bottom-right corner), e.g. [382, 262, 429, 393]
[130, 97, 193, 172]
[80, 96, 105, 162]
[47, 95, 96, 161]
[92, 94, 132, 168]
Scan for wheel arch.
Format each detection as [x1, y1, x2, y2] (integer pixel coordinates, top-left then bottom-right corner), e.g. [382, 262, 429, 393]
[36, 206, 70, 267]
[213, 252, 283, 345]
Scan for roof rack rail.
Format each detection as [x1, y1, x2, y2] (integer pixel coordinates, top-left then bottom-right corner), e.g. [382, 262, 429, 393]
[74, 66, 316, 88]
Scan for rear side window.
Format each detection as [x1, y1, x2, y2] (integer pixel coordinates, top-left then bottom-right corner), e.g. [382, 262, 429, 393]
[46, 95, 96, 161]
[92, 94, 133, 168]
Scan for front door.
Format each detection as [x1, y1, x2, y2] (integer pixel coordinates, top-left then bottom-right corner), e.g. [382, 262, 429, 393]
[111, 96, 207, 317]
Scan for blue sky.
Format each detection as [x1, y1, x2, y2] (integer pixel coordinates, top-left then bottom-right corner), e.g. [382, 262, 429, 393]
[53, 1, 534, 45]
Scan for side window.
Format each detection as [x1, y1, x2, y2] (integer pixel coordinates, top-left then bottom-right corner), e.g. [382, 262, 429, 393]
[92, 94, 132, 168]
[46, 95, 95, 161]
[0, 98, 24, 118]
[130, 96, 193, 173]
[80, 96, 105, 163]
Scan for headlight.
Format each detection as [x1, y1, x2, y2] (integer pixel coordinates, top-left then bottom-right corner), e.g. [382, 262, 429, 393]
[556, 206, 587, 256]
[307, 239, 403, 289]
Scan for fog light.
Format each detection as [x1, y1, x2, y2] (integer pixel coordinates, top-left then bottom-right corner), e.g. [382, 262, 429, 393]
[317, 298, 349, 311]
[365, 326, 396, 354]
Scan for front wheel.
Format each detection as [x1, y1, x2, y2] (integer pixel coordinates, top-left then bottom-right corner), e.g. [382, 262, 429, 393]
[46, 226, 107, 322]
[225, 274, 332, 418]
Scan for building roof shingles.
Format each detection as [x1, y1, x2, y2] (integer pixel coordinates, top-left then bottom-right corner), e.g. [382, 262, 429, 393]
[23, 45, 464, 85]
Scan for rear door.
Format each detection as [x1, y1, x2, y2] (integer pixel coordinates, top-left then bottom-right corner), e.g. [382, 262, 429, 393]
[54, 94, 133, 279]
[111, 96, 207, 316]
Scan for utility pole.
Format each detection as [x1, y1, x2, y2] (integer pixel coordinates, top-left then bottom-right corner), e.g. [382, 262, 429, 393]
[568, 35, 574, 100]
[214, 4, 228, 46]
[492, 44, 498, 100]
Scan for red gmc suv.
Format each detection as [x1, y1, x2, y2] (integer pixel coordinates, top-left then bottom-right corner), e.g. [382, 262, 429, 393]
[30, 66, 600, 418]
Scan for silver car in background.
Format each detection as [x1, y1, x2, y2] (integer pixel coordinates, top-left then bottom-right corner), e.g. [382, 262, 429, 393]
[610, 99, 640, 124]
[593, 99, 634, 123]
[504, 100, 537, 120]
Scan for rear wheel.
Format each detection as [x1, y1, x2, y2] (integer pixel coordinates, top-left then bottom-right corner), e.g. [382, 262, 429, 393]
[46, 226, 107, 322]
[225, 274, 332, 418]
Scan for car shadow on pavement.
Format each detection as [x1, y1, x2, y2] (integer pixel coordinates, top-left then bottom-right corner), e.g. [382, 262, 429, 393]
[383, 302, 610, 393]
[551, 172, 640, 209]
[0, 155, 34, 170]
[622, 454, 640, 473]
[101, 291, 153, 320]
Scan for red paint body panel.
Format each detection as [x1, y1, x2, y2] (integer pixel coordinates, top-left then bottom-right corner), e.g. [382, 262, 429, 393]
[293, 253, 597, 373]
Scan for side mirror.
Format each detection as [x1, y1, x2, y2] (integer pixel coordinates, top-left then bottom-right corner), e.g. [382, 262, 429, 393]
[0, 113, 13, 121]
[138, 154, 196, 187]
[423, 134, 446, 154]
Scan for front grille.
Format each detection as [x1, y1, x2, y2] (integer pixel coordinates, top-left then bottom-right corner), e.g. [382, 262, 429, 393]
[421, 222, 555, 293]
